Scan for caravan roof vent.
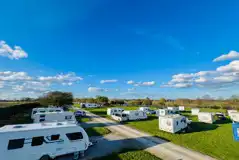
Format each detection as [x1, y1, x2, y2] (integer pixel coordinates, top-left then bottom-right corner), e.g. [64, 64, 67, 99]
[13, 125, 24, 129]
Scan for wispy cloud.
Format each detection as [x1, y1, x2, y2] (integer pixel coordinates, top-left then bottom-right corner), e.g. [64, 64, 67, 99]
[0, 41, 28, 60]
[100, 79, 118, 84]
[88, 87, 108, 92]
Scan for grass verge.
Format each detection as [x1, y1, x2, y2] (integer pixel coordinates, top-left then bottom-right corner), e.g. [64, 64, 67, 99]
[85, 127, 111, 137]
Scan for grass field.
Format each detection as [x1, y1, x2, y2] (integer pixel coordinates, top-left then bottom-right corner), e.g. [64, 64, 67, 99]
[93, 149, 161, 160]
[86, 127, 111, 137]
[79, 105, 239, 160]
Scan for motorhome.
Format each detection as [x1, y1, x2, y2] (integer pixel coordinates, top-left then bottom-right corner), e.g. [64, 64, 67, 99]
[31, 108, 64, 120]
[230, 112, 239, 122]
[80, 103, 100, 108]
[74, 110, 86, 117]
[33, 112, 76, 123]
[139, 107, 156, 114]
[159, 114, 189, 133]
[107, 108, 124, 116]
[167, 107, 179, 113]
[198, 112, 215, 124]
[156, 109, 174, 116]
[179, 106, 185, 111]
[191, 108, 200, 115]
[0, 122, 90, 160]
[111, 110, 147, 122]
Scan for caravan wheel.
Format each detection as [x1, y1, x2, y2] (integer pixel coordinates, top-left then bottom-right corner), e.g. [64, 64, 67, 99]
[39, 155, 51, 160]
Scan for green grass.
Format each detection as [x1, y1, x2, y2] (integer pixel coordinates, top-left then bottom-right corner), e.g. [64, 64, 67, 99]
[85, 127, 111, 137]
[82, 106, 239, 160]
[93, 149, 161, 160]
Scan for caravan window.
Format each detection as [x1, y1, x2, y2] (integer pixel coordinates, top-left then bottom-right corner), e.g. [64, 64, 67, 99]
[39, 119, 45, 122]
[40, 114, 45, 118]
[65, 115, 72, 120]
[31, 136, 44, 146]
[39, 111, 45, 113]
[66, 132, 83, 141]
[135, 112, 139, 116]
[8, 138, 25, 150]
[51, 134, 60, 141]
[56, 110, 61, 112]
[33, 111, 37, 115]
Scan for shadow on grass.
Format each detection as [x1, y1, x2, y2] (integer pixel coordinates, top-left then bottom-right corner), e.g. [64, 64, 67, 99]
[214, 118, 232, 124]
[187, 122, 218, 133]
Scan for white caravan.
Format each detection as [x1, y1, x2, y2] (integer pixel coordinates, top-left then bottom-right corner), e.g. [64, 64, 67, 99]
[80, 103, 100, 108]
[0, 122, 90, 160]
[139, 107, 156, 114]
[179, 106, 185, 111]
[167, 107, 179, 113]
[198, 112, 215, 124]
[111, 110, 147, 122]
[228, 110, 238, 117]
[31, 108, 64, 119]
[107, 108, 124, 116]
[159, 115, 189, 133]
[191, 108, 200, 115]
[33, 112, 76, 123]
[156, 109, 174, 116]
[230, 112, 239, 122]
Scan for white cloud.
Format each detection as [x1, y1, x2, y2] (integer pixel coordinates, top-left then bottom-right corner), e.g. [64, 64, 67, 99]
[0, 41, 28, 60]
[127, 80, 135, 84]
[216, 60, 239, 72]
[140, 81, 156, 86]
[0, 71, 32, 81]
[88, 87, 107, 92]
[128, 88, 136, 91]
[213, 51, 239, 62]
[38, 72, 82, 85]
[12, 85, 24, 91]
[0, 81, 4, 88]
[100, 79, 118, 84]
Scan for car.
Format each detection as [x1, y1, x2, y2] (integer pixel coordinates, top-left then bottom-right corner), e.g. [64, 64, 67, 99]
[146, 109, 156, 115]
[74, 110, 86, 117]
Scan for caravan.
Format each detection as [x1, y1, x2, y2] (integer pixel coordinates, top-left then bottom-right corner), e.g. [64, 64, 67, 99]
[80, 103, 100, 108]
[139, 107, 156, 114]
[228, 110, 238, 118]
[230, 112, 239, 122]
[159, 115, 190, 133]
[31, 108, 64, 120]
[33, 112, 77, 123]
[198, 112, 215, 124]
[191, 108, 200, 115]
[107, 108, 124, 116]
[0, 122, 90, 160]
[167, 107, 179, 113]
[156, 109, 174, 116]
[179, 106, 185, 111]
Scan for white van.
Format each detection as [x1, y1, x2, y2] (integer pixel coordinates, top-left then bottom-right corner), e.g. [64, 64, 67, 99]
[159, 115, 190, 133]
[179, 106, 185, 111]
[111, 110, 147, 122]
[31, 108, 64, 120]
[191, 108, 200, 115]
[0, 122, 90, 160]
[33, 112, 76, 123]
[197, 112, 215, 124]
[80, 103, 100, 108]
[107, 108, 124, 116]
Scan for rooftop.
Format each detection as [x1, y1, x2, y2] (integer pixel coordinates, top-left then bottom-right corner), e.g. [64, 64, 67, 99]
[0, 121, 78, 133]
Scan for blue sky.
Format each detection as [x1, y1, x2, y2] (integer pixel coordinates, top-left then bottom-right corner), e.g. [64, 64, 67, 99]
[1, 0, 239, 99]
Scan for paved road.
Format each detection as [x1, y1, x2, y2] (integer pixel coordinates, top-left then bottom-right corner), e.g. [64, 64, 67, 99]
[85, 111, 216, 160]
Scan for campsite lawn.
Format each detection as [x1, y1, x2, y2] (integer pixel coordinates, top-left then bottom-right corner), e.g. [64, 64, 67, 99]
[85, 127, 111, 137]
[93, 149, 161, 160]
[79, 105, 239, 160]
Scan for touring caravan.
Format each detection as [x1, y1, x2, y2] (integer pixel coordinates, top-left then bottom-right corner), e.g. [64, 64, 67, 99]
[111, 110, 147, 122]
[80, 103, 100, 108]
[191, 108, 200, 115]
[198, 112, 215, 124]
[230, 112, 239, 122]
[156, 109, 174, 116]
[228, 110, 238, 118]
[31, 108, 64, 119]
[139, 107, 156, 114]
[0, 122, 90, 160]
[33, 112, 77, 123]
[179, 106, 185, 111]
[107, 108, 124, 116]
[159, 115, 189, 133]
[167, 107, 179, 113]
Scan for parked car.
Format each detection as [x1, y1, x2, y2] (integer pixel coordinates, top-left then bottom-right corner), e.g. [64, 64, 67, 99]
[74, 110, 86, 117]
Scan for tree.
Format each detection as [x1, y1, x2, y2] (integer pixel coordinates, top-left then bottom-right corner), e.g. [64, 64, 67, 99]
[39, 91, 73, 107]
[142, 97, 152, 106]
[86, 98, 96, 103]
[159, 98, 166, 106]
[95, 96, 109, 104]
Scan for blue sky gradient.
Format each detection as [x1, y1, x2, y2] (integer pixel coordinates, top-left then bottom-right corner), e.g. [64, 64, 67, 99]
[1, 0, 239, 99]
